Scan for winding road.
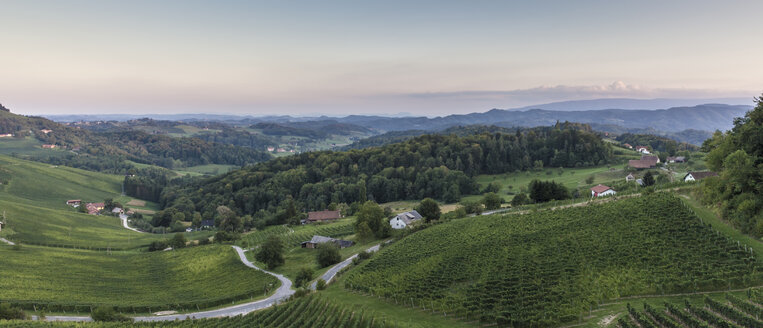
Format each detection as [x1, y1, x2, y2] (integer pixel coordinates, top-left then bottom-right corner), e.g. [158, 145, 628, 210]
[119, 214, 144, 233]
[39, 244, 381, 322]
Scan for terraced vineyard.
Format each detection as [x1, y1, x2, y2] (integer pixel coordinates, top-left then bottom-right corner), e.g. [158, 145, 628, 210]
[620, 294, 763, 328]
[0, 245, 278, 312]
[0, 295, 412, 327]
[344, 194, 762, 327]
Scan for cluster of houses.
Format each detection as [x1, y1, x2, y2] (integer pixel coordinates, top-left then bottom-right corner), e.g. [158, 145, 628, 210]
[66, 200, 135, 216]
[265, 146, 295, 153]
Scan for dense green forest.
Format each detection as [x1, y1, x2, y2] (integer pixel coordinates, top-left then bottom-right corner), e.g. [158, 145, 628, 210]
[699, 94, 763, 236]
[160, 123, 613, 227]
[615, 133, 698, 154]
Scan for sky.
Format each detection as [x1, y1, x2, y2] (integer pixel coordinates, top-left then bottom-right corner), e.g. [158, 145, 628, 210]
[1, 0, 762, 116]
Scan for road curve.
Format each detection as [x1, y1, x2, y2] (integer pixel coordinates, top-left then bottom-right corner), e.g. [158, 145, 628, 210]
[42, 246, 295, 322]
[0, 237, 15, 246]
[119, 214, 144, 233]
[310, 243, 381, 290]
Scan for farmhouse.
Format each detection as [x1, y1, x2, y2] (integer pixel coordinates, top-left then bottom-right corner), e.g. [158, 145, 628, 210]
[200, 219, 214, 229]
[266, 147, 275, 152]
[684, 171, 718, 182]
[390, 210, 423, 229]
[85, 202, 105, 215]
[66, 199, 82, 207]
[625, 173, 635, 182]
[111, 207, 124, 215]
[300, 235, 354, 249]
[623, 143, 633, 149]
[666, 156, 686, 163]
[641, 155, 660, 164]
[40, 129, 52, 134]
[42, 144, 57, 149]
[635, 146, 650, 154]
[590, 184, 616, 197]
[628, 159, 656, 169]
[306, 210, 342, 223]
[0, 133, 12, 138]
[0, 221, 4, 232]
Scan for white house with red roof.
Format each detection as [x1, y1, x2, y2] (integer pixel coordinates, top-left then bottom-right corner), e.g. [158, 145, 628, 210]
[590, 184, 616, 197]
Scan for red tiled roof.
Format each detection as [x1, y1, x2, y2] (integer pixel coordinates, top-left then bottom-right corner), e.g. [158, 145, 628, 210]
[590, 184, 612, 193]
[629, 159, 655, 169]
[307, 210, 341, 222]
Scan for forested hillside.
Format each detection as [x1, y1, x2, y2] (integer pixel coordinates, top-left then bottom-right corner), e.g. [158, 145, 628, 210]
[699, 94, 763, 236]
[0, 110, 270, 172]
[161, 123, 613, 226]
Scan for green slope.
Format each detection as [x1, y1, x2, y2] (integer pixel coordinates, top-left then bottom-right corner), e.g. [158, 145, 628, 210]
[0, 155, 205, 249]
[345, 194, 762, 327]
[0, 244, 278, 311]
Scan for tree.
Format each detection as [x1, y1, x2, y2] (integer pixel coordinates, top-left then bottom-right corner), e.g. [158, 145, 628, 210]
[0, 303, 27, 320]
[91, 306, 132, 322]
[192, 212, 202, 228]
[416, 198, 441, 222]
[511, 193, 529, 207]
[642, 171, 655, 187]
[317, 243, 341, 268]
[256, 235, 284, 269]
[355, 201, 388, 238]
[528, 180, 570, 203]
[356, 221, 374, 241]
[169, 233, 187, 249]
[217, 205, 242, 232]
[315, 279, 327, 290]
[482, 182, 501, 193]
[295, 267, 314, 287]
[460, 200, 483, 214]
[482, 192, 502, 210]
[443, 184, 461, 203]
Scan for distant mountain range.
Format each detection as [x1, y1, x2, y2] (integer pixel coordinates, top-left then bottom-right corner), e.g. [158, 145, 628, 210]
[39, 99, 753, 145]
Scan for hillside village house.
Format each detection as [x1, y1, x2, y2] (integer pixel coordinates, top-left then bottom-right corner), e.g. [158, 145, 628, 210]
[85, 202, 105, 215]
[300, 235, 354, 249]
[635, 146, 650, 154]
[684, 171, 718, 182]
[628, 155, 660, 169]
[305, 210, 342, 224]
[42, 144, 57, 149]
[623, 143, 633, 149]
[66, 199, 82, 207]
[591, 184, 616, 197]
[666, 156, 686, 163]
[200, 219, 214, 229]
[0, 133, 12, 138]
[111, 207, 124, 215]
[40, 129, 52, 134]
[390, 210, 423, 229]
[625, 173, 635, 182]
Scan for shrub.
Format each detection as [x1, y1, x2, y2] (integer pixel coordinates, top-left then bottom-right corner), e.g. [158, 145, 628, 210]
[295, 267, 314, 288]
[147, 240, 168, 252]
[168, 233, 187, 249]
[315, 279, 327, 290]
[0, 303, 27, 320]
[90, 306, 132, 322]
[317, 243, 341, 268]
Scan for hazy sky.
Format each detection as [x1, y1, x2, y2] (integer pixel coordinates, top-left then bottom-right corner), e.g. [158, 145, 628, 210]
[1, 0, 762, 116]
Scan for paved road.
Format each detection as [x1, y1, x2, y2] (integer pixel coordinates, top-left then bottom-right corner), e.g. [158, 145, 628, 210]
[40, 246, 295, 322]
[0, 237, 14, 246]
[310, 243, 381, 290]
[119, 214, 144, 233]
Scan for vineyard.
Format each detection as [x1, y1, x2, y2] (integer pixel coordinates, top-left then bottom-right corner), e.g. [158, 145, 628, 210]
[344, 194, 762, 327]
[619, 293, 763, 328]
[0, 295, 422, 328]
[0, 245, 278, 312]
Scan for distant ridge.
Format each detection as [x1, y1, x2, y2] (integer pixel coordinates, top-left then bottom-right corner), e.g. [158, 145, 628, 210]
[511, 97, 754, 111]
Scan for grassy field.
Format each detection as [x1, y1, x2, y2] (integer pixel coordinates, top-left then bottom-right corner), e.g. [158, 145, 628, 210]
[173, 164, 238, 176]
[0, 136, 68, 158]
[0, 244, 278, 311]
[0, 155, 207, 249]
[463, 164, 626, 203]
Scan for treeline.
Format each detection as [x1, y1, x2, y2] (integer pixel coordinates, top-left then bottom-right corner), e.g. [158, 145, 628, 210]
[615, 133, 698, 155]
[160, 123, 613, 226]
[699, 94, 763, 236]
[195, 128, 276, 150]
[124, 167, 173, 202]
